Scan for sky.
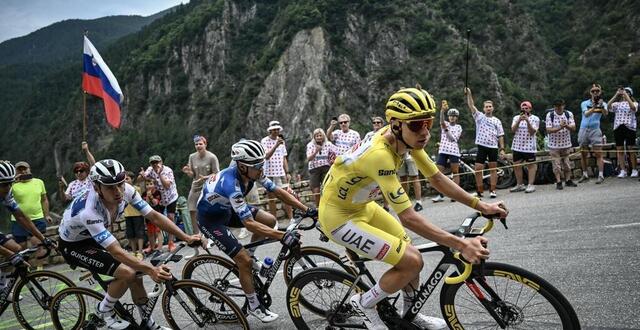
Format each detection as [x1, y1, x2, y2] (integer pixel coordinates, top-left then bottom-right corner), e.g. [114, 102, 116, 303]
[0, 0, 189, 43]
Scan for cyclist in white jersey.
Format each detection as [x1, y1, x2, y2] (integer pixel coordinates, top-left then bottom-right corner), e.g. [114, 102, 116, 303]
[58, 159, 201, 330]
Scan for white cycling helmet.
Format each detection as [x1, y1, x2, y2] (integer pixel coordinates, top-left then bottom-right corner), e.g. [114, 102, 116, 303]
[90, 159, 126, 185]
[0, 161, 16, 183]
[231, 140, 265, 164]
[447, 108, 460, 117]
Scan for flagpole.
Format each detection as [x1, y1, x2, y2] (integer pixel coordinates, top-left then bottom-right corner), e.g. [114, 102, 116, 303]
[83, 92, 88, 141]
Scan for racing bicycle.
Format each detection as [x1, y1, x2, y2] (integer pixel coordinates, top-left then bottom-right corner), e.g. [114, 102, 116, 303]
[0, 243, 74, 330]
[286, 213, 581, 329]
[49, 242, 248, 329]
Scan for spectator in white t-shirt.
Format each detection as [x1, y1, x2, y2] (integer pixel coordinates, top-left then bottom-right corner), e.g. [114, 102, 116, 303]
[433, 100, 463, 203]
[546, 99, 578, 189]
[306, 128, 337, 206]
[364, 116, 384, 141]
[464, 88, 506, 199]
[261, 120, 293, 223]
[509, 101, 540, 193]
[607, 86, 638, 178]
[140, 155, 179, 251]
[327, 113, 361, 155]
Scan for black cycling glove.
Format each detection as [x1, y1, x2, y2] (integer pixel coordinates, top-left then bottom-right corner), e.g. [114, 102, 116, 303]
[304, 207, 318, 218]
[9, 253, 25, 266]
[281, 230, 301, 248]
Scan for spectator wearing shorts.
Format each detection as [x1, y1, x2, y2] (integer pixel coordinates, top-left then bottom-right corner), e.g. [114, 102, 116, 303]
[142, 179, 163, 254]
[261, 121, 293, 223]
[140, 155, 179, 251]
[509, 101, 540, 193]
[398, 153, 423, 211]
[182, 135, 219, 234]
[124, 172, 145, 259]
[306, 128, 337, 206]
[546, 99, 578, 189]
[327, 113, 361, 155]
[607, 86, 638, 178]
[433, 100, 462, 202]
[578, 84, 609, 184]
[464, 88, 506, 198]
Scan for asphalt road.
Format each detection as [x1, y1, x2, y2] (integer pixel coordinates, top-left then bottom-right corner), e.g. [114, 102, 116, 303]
[2, 178, 639, 329]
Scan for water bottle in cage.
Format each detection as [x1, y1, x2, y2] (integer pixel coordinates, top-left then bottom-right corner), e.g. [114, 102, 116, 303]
[259, 257, 274, 277]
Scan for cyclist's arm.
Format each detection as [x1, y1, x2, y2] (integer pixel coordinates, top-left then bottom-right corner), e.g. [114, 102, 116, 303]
[145, 210, 194, 242]
[13, 209, 46, 242]
[243, 218, 283, 240]
[272, 186, 308, 212]
[230, 185, 284, 240]
[0, 245, 14, 258]
[397, 207, 469, 251]
[105, 240, 155, 274]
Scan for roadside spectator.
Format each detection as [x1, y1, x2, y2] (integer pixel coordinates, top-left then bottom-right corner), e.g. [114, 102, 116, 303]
[464, 87, 506, 198]
[578, 83, 608, 184]
[182, 135, 219, 234]
[607, 86, 638, 178]
[261, 121, 293, 224]
[142, 179, 163, 254]
[11, 161, 51, 269]
[398, 153, 423, 211]
[124, 171, 144, 259]
[546, 99, 578, 189]
[58, 162, 91, 202]
[327, 114, 361, 155]
[364, 116, 384, 140]
[306, 128, 337, 206]
[140, 155, 179, 251]
[433, 100, 463, 202]
[509, 101, 540, 193]
[81, 141, 96, 166]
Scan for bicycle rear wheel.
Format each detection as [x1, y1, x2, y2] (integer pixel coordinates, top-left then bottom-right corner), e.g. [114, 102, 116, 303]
[283, 246, 356, 285]
[12, 270, 75, 330]
[181, 255, 247, 310]
[162, 279, 248, 329]
[440, 262, 580, 329]
[287, 267, 371, 330]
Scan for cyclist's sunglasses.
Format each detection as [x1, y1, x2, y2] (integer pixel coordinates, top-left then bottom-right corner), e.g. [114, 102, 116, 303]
[0, 181, 13, 188]
[404, 118, 434, 132]
[243, 161, 265, 171]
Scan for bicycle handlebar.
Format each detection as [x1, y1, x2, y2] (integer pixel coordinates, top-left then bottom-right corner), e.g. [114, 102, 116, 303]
[286, 210, 318, 232]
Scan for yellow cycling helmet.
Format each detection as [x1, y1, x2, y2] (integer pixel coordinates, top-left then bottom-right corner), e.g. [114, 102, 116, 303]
[385, 87, 437, 122]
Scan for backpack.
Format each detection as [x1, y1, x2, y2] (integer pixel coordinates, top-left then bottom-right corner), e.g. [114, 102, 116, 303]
[542, 109, 577, 146]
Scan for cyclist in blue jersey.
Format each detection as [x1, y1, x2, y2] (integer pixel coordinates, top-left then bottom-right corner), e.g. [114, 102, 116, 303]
[197, 139, 316, 323]
[57, 159, 201, 330]
[0, 161, 55, 263]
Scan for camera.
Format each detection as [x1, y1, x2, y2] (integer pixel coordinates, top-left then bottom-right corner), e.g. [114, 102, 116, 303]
[332, 116, 338, 122]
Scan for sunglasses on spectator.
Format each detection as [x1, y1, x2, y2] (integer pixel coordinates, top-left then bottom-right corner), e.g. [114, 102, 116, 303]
[339, 121, 349, 124]
[372, 121, 383, 124]
[74, 169, 86, 174]
[590, 89, 601, 94]
[404, 118, 434, 132]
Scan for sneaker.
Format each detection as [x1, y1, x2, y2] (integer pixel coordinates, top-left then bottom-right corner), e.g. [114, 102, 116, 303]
[489, 191, 497, 198]
[556, 182, 563, 190]
[617, 170, 627, 178]
[565, 180, 577, 187]
[631, 169, 639, 177]
[238, 228, 250, 239]
[349, 294, 387, 330]
[248, 305, 279, 323]
[596, 176, 605, 184]
[525, 184, 536, 193]
[146, 317, 171, 330]
[411, 313, 447, 329]
[413, 202, 423, 211]
[578, 176, 589, 183]
[95, 303, 130, 330]
[167, 241, 176, 252]
[431, 195, 444, 203]
[510, 184, 525, 193]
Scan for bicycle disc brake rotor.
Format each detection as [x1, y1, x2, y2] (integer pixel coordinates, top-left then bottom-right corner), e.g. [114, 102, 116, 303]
[495, 301, 524, 326]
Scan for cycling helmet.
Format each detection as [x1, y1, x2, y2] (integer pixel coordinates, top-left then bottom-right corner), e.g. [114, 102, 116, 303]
[90, 159, 126, 185]
[447, 108, 460, 117]
[231, 140, 265, 164]
[385, 87, 437, 122]
[0, 161, 16, 183]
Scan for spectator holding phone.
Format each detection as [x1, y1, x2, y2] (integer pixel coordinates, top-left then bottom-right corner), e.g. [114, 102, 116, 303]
[509, 101, 540, 193]
[578, 83, 608, 184]
[546, 99, 578, 189]
[327, 113, 361, 155]
[306, 128, 337, 206]
[261, 121, 293, 224]
[607, 86, 638, 178]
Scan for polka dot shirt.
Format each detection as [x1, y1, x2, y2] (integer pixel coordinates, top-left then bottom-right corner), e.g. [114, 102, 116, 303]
[611, 101, 638, 130]
[332, 129, 361, 155]
[511, 114, 540, 153]
[438, 122, 462, 156]
[473, 112, 504, 148]
[261, 136, 288, 177]
[545, 111, 575, 149]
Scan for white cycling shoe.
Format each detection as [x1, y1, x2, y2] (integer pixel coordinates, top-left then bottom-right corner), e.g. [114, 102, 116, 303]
[146, 317, 172, 330]
[95, 304, 130, 330]
[249, 305, 279, 323]
[410, 313, 448, 329]
[349, 294, 388, 330]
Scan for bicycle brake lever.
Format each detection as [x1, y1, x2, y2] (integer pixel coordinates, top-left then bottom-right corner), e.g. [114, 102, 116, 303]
[500, 218, 508, 229]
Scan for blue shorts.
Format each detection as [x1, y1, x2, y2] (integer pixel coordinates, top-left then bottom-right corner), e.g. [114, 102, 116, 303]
[12, 219, 46, 243]
[436, 153, 460, 167]
[198, 206, 259, 258]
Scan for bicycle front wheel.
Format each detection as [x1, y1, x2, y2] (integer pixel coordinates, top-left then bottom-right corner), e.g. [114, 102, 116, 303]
[12, 270, 75, 330]
[287, 267, 370, 330]
[182, 255, 247, 310]
[283, 246, 356, 285]
[162, 279, 248, 329]
[440, 262, 580, 329]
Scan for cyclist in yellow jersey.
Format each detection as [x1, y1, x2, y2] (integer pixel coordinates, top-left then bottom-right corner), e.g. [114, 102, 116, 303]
[319, 86, 509, 330]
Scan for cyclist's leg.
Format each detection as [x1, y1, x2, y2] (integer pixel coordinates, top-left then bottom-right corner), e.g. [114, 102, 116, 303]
[1, 235, 22, 256]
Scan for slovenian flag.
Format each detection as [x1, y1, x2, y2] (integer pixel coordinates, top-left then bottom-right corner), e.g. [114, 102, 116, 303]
[82, 36, 123, 128]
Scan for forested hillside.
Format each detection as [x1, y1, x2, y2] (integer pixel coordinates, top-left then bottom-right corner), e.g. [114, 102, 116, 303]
[1, 0, 638, 199]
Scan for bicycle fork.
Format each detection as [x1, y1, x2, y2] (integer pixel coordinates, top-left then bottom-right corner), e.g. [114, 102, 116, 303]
[463, 275, 509, 329]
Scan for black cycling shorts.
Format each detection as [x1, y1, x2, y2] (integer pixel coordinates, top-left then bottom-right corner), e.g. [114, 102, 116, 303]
[0, 232, 9, 246]
[475, 145, 499, 164]
[58, 238, 120, 276]
[198, 206, 259, 258]
[614, 125, 637, 147]
[512, 151, 536, 163]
